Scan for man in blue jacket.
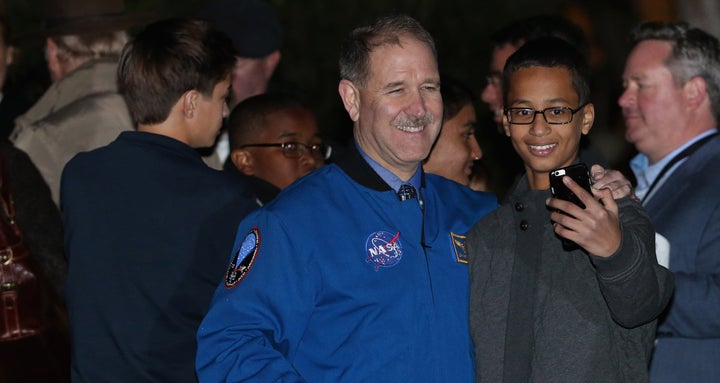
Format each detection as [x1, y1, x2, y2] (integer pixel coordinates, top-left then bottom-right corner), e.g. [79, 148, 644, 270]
[196, 14, 498, 382]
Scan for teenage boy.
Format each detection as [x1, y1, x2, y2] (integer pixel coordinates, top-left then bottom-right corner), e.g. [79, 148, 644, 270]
[61, 18, 257, 383]
[467, 37, 674, 383]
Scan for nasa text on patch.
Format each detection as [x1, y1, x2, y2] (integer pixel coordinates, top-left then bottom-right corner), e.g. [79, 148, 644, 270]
[225, 227, 260, 288]
[365, 230, 403, 271]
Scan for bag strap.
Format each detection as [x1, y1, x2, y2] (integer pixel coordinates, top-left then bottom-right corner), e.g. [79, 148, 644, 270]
[0, 152, 20, 239]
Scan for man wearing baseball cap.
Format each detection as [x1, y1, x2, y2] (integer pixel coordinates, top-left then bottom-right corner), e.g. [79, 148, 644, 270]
[198, 0, 283, 170]
[10, 0, 151, 206]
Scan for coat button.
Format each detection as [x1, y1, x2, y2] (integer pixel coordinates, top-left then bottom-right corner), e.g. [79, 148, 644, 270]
[515, 202, 524, 211]
[520, 220, 529, 231]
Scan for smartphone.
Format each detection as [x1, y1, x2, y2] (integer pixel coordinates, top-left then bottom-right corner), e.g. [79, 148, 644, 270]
[549, 163, 593, 251]
[549, 163, 592, 209]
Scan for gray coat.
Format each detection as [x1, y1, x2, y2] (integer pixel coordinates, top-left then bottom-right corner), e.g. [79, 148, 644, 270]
[468, 176, 674, 383]
[10, 58, 133, 205]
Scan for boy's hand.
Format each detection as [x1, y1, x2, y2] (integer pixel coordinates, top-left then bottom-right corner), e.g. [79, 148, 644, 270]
[548, 175, 621, 257]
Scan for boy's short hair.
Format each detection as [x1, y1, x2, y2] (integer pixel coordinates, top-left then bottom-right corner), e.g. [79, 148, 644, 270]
[228, 93, 312, 151]
[503, 36, 590, 106]
[490, 14, 589, 61]
[117, 18, 236, 125]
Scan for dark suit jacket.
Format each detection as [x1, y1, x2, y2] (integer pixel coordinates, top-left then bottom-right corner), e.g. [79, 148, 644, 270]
[646, 131, 720, 383]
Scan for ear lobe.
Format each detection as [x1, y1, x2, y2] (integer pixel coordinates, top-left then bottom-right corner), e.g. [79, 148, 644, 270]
[580, 103, 595, 135]
[45, 38, 57, 56]
[45, 38, 60, 78]
[684, 77, 707, 108]
[231, 150, 254, 175]
[183, 90, 199, 119]
[338, 79, 360, 122]
[502, 115, 512, 137]
[263, 51, 281, 79]
[5, 46, 14, 66]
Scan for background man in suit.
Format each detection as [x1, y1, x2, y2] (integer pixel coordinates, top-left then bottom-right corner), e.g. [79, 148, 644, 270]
[619, 21, 720, 382]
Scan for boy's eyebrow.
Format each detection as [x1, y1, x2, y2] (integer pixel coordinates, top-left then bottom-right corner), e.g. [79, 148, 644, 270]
[508, 97, 573, 106]
[544, 97, 573, 104]
[275, 132, 299, 139]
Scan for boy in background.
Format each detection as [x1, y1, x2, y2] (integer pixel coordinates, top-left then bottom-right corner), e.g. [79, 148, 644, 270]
[227, 93, 328, 205]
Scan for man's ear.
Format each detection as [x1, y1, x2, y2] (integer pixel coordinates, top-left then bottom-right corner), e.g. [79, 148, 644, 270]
[338, 79, 360, 122]
[182, 90, 199, 119]
[45, 38, 60, 78]
[5, 46, 14, 66]
[580, 102, 595, 135]
[262, 51, 281, 79]
[683, 76, 708, 109]
[231, 150, 254, 176]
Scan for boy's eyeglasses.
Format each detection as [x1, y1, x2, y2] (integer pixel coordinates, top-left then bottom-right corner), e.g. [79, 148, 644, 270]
[504, 103, 588, 125]
[239, 142, 332, 160]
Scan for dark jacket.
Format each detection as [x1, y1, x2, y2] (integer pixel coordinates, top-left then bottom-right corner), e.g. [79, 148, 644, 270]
[643, 132, 720, 382]
[0, 142, 65, 295]
[468, 175, 674, 382]
[61, 131, 257, 383]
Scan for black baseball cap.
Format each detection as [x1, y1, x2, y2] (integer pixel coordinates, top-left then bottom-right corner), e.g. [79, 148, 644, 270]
[199, 0, 283, 58]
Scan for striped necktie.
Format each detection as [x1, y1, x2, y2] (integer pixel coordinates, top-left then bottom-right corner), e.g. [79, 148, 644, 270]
[397, 184, 417, 201]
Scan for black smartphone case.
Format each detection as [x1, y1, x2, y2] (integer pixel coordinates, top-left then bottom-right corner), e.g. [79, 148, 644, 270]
[549, 163, 593, 250]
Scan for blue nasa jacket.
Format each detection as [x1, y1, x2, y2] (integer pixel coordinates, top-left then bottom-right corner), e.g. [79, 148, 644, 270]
[196, 145, 498, 382]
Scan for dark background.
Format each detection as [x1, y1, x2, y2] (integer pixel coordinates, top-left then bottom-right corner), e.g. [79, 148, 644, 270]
[4, 0, 658, 171]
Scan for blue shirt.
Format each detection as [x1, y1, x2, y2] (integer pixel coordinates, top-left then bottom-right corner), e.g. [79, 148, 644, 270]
[357, 142, 422, 193]
[630, 130, 717, 203]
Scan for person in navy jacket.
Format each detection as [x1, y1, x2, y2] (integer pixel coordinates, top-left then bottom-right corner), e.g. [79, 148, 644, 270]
[61, 18, 257, 383]
[619, 21, 720, 382]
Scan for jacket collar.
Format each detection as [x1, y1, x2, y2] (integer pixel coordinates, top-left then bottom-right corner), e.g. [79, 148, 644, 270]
[333, 142, 425, 192]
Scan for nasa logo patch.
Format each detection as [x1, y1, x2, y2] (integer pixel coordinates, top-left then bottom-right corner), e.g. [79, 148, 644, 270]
[224, 227, 260, 288]
[365, 230, 403, 271]
[450, 232, 468, 264]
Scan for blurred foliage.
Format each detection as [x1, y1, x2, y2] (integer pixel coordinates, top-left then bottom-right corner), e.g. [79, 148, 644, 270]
[4, 0, 639, 146]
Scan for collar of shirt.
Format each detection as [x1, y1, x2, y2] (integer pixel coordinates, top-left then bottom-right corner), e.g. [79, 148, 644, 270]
[355, 142, 422, 193]
[630, 129, 717, 201]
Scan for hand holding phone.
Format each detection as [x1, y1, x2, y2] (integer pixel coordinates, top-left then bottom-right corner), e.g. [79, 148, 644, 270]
[549, 163, 593, 250]
[549, 163, 592, 209]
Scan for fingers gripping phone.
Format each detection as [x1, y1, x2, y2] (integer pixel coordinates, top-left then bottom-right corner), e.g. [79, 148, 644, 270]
[549, 163, 593, 250]
[549, 163, 593, 208]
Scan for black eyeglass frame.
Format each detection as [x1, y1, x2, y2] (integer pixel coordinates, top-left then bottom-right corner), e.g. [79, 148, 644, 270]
[504, 102, 589, 125]
[238, 142, 332, 160]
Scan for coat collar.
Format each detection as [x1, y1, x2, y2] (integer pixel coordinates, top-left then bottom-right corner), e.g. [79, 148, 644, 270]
[333, 141, 426, 193]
